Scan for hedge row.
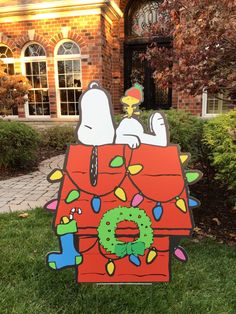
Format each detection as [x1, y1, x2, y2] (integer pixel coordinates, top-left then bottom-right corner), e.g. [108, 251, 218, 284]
[0, 109, 235, 205]
[0, 120, 40, 169]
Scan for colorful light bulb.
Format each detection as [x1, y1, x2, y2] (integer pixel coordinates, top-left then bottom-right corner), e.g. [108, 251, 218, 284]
[186, 171, 201, 184]
[129, 254, 141, 266]
[65, 190, 80, 204]
[176, 197, 187, 213]
[48, 169, 63, 183]
[91, 196, 101, 213]
[110, 156, 124, 168]
[44, 199, 58, 212]
[128, 164, 143, 175]
[106, 260, 115, 276]
[114, 187, 127, 202]
[188, 197, 200, 208]
[131, 193, 144, 207]
[173, 246, 188, 263]
[61, 216, 70, 224]
[153, 202, 163, 221]
[180, 154, 190, 165]
[146, 248, 158, 264]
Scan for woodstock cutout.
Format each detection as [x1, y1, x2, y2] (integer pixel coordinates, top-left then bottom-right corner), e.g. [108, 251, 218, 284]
[45, 81, 202, 283]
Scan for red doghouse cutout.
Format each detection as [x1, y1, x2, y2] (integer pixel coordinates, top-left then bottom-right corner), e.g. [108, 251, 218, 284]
[45, 144, 201, 283]
[45, 82, 201, 284]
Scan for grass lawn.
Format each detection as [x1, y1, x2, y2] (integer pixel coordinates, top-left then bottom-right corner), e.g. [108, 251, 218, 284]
[0, 208, 235, 314]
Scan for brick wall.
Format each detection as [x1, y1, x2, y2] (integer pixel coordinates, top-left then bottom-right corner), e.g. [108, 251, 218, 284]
[0, 15, 103, 118]
[0, 1, 209, 117]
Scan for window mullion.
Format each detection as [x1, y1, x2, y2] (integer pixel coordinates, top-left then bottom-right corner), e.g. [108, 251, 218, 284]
[24, 43, 50, 116]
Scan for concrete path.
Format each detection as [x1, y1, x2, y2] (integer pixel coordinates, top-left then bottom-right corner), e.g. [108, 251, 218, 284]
[0, 155, 64, 213]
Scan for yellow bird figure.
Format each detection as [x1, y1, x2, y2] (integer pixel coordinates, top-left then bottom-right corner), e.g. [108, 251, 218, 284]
[121, 83, 144, 118]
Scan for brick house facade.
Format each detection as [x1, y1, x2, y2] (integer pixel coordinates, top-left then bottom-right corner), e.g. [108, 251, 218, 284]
[0, 0, 233, 121]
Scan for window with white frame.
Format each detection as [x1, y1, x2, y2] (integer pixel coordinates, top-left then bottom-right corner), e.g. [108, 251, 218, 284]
[23, 43, 50, 116]
[0, 44, 15, 75]
[55, 41, 82, 116]
[203, 91, 234, 116]
[0, 44, 18, 116]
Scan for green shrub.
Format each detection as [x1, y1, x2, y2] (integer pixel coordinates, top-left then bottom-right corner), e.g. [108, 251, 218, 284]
[203, 109, 236, 202]
[0, 121, 40, 170]
[40, 125, 76, 151]
[165, 109, 206, 163]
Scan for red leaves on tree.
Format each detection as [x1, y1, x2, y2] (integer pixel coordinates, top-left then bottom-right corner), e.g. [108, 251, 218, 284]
[0, 61, 31, 115]
[144, 0, 236, 100]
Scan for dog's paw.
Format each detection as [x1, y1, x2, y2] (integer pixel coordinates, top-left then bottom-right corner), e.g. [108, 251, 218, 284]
[149, 112, 166, 135]
[127, 136, 141, 149]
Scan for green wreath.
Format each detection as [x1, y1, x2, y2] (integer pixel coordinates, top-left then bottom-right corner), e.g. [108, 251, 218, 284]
[97, 207, 153, 258]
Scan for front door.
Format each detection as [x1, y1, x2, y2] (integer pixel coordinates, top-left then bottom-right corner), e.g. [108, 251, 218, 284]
[124, 43, 172, 110]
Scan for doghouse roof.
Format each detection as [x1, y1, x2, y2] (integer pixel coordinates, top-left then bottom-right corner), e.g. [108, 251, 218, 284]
[54, 144, 194, 236]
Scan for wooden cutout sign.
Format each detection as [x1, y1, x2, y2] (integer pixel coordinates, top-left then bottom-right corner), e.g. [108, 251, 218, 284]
[45, 81, 202, 283]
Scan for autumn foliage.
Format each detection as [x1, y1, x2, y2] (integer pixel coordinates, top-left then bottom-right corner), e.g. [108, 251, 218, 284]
[0, 60, 31, 115]
[145, 0, 236, 99]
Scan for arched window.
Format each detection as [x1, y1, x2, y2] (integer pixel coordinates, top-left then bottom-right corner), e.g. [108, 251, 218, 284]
[0, 44, 14, 75]
[0, 44, 17, 115]
[23, 43, 50, 116]
[126, 0, 161, 37]
[55, 40, 82, 116]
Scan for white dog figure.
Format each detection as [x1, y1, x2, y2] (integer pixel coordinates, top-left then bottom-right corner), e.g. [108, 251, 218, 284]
[76, 81, 168, 149]
[76, 81, 115, 146]
[116, 83, 168, 148]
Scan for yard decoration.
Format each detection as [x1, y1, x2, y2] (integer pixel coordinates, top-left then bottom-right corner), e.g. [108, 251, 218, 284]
[45, 81, 202, 283]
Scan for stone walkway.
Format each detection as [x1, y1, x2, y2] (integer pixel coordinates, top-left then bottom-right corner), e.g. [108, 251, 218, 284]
[0, 155, 64, 213]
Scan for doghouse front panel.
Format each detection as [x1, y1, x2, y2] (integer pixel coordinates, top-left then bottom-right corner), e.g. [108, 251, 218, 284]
[76, 236, 170, 283]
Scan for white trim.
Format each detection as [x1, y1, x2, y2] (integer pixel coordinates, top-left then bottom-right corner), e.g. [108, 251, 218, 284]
[61, 26, 71, 39]
[202, 91, 218, 118]
[0, 0, 122, 14]
[0, 9, 101, 24]
[28, 29, 35, 41]
[1, 115, 19, 120]
[23, 114, 52, 120]
[0, 55, 89, 63]
[0, 1, 123, 24]
[54, 39, 83, 118]
[21, 56, 47, 63]
[202, 90, 230, 118]
[202, 90, 208, 117]
[0, 57, 14, 64]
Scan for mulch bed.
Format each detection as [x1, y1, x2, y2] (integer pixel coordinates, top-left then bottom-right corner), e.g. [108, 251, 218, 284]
[191, 181, 236, 246]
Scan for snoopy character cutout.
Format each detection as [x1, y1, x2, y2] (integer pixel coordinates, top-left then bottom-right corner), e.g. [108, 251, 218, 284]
[45, 81, 202, 284]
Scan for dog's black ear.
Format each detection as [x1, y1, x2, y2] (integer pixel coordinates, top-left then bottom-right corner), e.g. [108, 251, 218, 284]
[88, 81, 100, 89]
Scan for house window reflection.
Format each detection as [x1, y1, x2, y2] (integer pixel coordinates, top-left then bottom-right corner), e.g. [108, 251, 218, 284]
[23, 43, 50, 116]
[56, 41, 82, 116]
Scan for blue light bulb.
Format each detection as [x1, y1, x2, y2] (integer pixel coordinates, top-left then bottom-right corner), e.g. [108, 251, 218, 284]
[91, 196, 101, 213]
[188, 197, 200, 208]
[129, 254, 141, 266]
[153, 202, 163, 221]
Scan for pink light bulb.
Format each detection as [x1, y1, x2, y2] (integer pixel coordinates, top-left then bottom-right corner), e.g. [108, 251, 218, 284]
[174, 246, 188, 263]
[131, 193, 144, 207]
